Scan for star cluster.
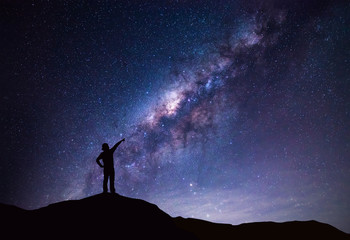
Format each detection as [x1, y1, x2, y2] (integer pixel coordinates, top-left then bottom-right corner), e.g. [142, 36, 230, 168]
[1, 0, 349, 233]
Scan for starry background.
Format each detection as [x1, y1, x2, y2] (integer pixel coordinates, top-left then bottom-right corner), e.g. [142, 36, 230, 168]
[1, 0, 349, 233]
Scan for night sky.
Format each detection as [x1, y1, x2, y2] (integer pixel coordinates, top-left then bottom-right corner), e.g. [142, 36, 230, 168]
[1, 0, 349, 233]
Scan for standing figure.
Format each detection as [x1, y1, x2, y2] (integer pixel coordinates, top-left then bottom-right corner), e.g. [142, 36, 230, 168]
[96, 138, 125, 193]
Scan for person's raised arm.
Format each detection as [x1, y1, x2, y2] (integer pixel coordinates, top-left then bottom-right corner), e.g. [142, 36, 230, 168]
[110, 138, 125, 153]
[96, 154, 103, 168]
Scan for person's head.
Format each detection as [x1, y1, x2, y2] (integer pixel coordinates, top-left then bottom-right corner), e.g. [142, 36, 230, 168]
[102, 143, 109, 151]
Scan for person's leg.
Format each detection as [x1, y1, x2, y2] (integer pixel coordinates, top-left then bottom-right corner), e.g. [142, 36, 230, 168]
[110, 168, 115, 193]
[103, 170, 108, 193]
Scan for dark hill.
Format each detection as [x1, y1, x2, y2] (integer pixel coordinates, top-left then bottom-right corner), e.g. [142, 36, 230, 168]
[1, 193, 349, 240]
[1, 193, 195, 239]
[174, 217, 349, 240]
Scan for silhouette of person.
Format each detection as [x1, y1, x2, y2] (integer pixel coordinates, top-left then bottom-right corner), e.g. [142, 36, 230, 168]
[96, 138, 125, 193]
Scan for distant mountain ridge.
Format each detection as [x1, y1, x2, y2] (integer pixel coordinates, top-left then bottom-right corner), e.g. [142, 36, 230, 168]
[1, 193, 348, 240]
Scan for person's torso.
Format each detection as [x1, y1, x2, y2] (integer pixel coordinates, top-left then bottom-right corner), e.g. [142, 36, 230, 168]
[101, 150, 114, 168]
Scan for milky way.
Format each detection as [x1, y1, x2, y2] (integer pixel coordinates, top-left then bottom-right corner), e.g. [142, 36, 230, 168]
[1, 0, 349, 233]
[108, 7, 284, 191]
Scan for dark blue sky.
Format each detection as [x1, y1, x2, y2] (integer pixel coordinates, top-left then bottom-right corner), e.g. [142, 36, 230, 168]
[1, 0, 349, 233]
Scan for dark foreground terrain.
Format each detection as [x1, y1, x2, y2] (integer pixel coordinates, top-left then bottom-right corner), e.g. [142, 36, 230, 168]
[1, 193, 348, 239]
